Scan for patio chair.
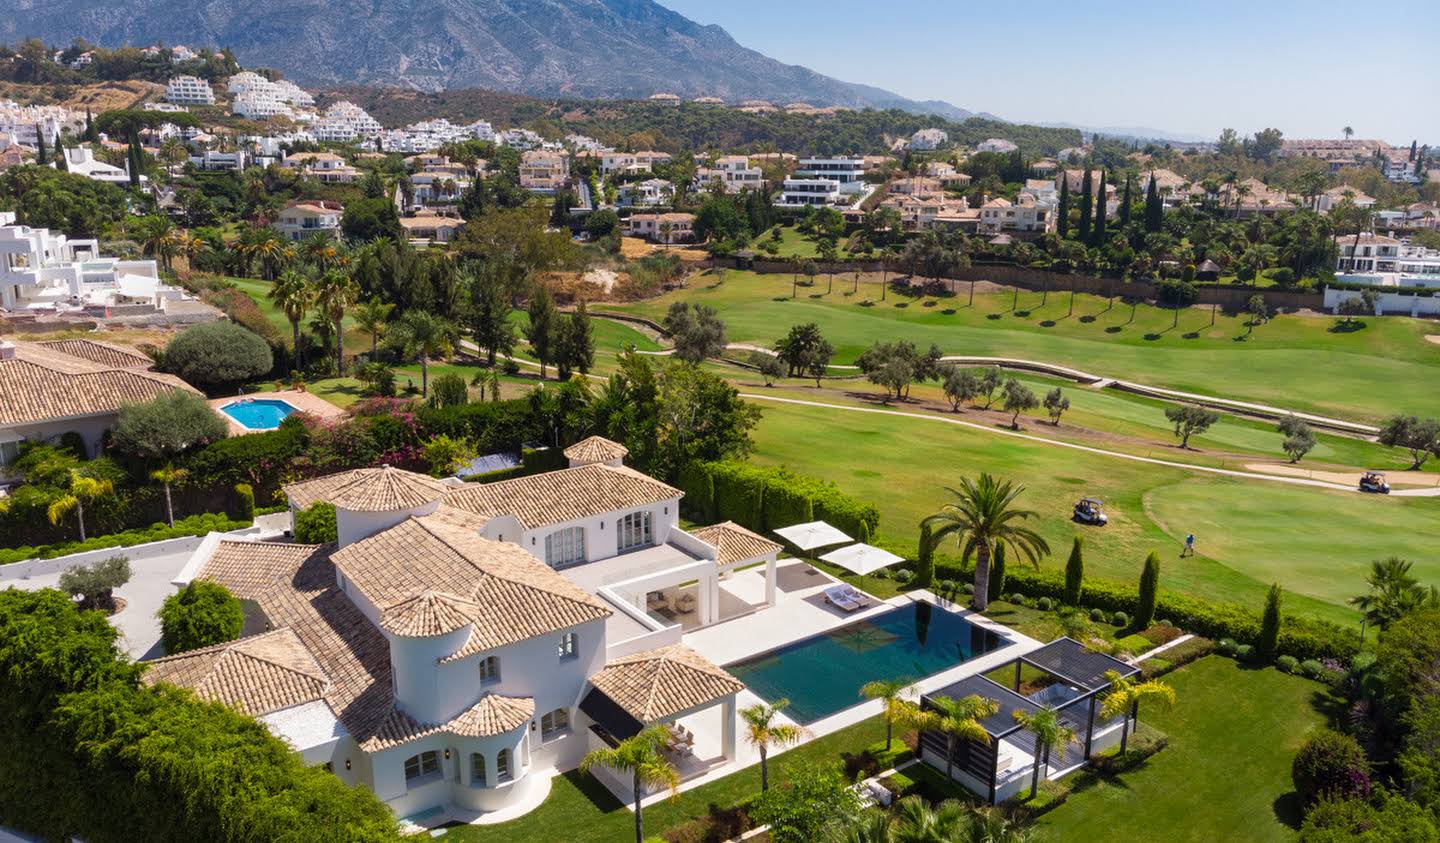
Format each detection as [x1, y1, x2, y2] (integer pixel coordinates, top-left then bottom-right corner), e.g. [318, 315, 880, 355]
[839, 584, 872, 607]
[824, 584, 862, 612]
[674, 592, 698, 614]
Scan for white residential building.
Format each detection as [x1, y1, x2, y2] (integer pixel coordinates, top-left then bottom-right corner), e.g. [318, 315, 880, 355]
[793, 156, 867, 194]
[0, 100, 79, 148]
[977, 138, 1019, 154]
[0, 212, 179, 313]
[910, 128, 949, 151]
[165, 76, 215, 106]
[778, 178, 844, 207]
[154, 439, 778, 821]
[410, 170, 472, 205]
[600, 151, 673, 177]
[626, 213, 695, 243]
[692, 156, 764, 194]
[979, 193, 1053, 234]
[1334, 233, 1440, 287]
[233, 91, 293, 121]
[618, 178, 675, 208]
[271, 201, 344, 241]
[61, 147, 139, 185]
[518, 150, 569, 193]
[312, 102, 383, 143]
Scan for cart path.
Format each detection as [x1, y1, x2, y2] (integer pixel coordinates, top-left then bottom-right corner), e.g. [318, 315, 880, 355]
[736, 392, 1440, 497]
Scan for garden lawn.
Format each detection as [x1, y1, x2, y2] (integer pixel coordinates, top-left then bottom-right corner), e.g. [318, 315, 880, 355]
[440, 714, 892, 842]
[745, 399, 1440, 626]
[1035, 656, 1332, 842]
[606, 270, 1440, 422]
[759, 224, 822, 259]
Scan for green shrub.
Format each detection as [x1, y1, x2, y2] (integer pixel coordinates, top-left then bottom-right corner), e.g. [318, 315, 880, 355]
[1090, 608, 1106, 622]
[294, 502, 338, 544]
[427, 373, 469, 408]
[893, 569, 914, 585]
[0, 513, 249, 566]
[1269, 267, 1296, 286]
[162, 321, 273, 389]
[1299, 793, 1438, 842]
[113, 390, 229, 460]
[1136, 551, 1160, 628]
[58, 555, 131, 612]
[1140, 637, 1214, 679]
[1236, 644, 1255, 661]
[1063, 536, 1084, 606]
[1257, 583, 1283, 661]
[1218, 638, 1239, 655]
[1037, 596, 1054, 611]
[939, 579, 956, 594]
[684, 461, 877, 541]
[961, 582, 974, 595]
[158, 580, 244, 654]
[1277, 655, 1300, 674]
[1292, 729, 1371, 805]
[234, 482, 255, 521]
[1111, 611, 1129, 627]
[1301, 659, 1325, 679]
[1011, 592, 1027, 605]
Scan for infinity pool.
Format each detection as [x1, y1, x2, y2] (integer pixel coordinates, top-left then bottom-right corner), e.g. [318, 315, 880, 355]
[219, 398, 298, 430]
[726, 602, 1009, 724]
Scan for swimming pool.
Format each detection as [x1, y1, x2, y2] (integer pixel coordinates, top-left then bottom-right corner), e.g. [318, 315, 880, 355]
[726, 602, 1009, 724]
[219, 398, 298, 431]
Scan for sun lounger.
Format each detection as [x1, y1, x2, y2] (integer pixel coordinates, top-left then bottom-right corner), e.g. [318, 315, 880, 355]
[824, 584, 862, 612]
[838, 584, 872, 607]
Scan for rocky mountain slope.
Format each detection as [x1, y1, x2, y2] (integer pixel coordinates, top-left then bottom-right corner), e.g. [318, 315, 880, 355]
[6, 0, 974, 119]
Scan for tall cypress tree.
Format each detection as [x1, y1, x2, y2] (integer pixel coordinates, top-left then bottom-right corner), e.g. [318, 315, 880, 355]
[127, 136, 142, 187]
[1093, 170, 1108, 245]
[1057, 176, 1071, 239]
[84, 109, 96, 143]
[1144, 175, 1163, 232]
[53, 137, 66, 170]
[34, 125, 47, 166]
[1078, 168, 1094, 243]
[1136, 551, 1161, 629]
[1063, 536, 1084, 606]
[1119, 176, 1132, 226]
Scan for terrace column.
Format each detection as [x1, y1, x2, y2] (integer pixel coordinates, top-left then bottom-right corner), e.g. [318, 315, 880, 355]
[1084, 695, 1097, 759]
[764, 557, 777, 607]
[721, 697, 737, 760]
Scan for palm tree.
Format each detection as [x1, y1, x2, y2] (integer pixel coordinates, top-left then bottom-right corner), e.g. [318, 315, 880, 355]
[1343, 126, 1354, 140]
[269, 270, 313, 371]
[312, 269, 359, 376]
[821, 809, 893, 843]
[353, 296, 395, 359]
[1098, 670, 1176, 754]
[389, 310, 458, 396]
[893, 795, 970, 840]
[1350, 556, 1433, 637]
[859, 677, 912, 752]
[922, 474, 1051, 611]
[300, 231, 342, 272]
[579, 725, 679, 843]
[901, 694, 998, 784]
[962, 806, 1034, 843]
[47, 470, 114, 542]
[740, 699, 804, 791]
[151, 465, 187, 527]
[1011, 708, 1077, 799]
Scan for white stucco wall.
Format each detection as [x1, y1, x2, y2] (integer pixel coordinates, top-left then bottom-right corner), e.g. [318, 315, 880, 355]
[335, 499, 441, 548]
[509, 498, 681, 568]
[2, 413, 118, 460]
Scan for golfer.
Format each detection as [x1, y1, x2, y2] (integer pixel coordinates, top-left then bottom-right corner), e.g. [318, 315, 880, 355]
[1182, 533, 1195, 557]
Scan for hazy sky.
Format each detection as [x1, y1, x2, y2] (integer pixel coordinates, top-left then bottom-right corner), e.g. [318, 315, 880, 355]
[659, 0, 1438, 143]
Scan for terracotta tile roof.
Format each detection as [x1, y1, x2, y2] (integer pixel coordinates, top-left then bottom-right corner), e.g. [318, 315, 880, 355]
[142, 628, 329, 716]
[588, 645, 743, 723]
[362, 693, 534, 751]
[196, 541, 396, 746]
[691, 521, 781, 566]
[35, 339, 153, 369]
[443, 463, 680, 530]
[562, 435, 628, 464]
[283, 465, 448, 512]
[0, 340, 200, 426]
[330, 515, 610, 645]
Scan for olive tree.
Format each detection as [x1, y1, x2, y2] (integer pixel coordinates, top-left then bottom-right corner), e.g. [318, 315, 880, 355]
[1165, 404, 1221, 449]
[58, 555, 131, 612]
[113, 390, 228, 461]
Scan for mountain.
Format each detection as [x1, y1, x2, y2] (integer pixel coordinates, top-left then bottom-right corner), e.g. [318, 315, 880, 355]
[5, 0, 975, 120]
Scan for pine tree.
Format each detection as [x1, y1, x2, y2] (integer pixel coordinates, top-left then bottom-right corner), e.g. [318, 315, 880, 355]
[1063, 536, 1084, 606]
[525, 284, 559, 378]
[53, 137, 66, 171]
[83, 109, 96, 142]
[1410, 140, 1418, 161]
[1257, 583, 1283, 660]
[1057, 176, 1070, 239]
[1119, 176, 1132, 226]
[1092, 170, 1108, 246]
[1144, 176, 1163, 233]
[34, 125, 47, 166]
[1078, 168, 1094, 243]
[1135, 551, 1160, 629]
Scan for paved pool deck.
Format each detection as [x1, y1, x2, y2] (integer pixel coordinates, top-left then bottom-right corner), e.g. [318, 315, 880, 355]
[210, 389, 344, 436]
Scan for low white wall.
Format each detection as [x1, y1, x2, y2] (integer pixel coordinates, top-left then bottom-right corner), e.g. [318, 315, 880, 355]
[1, 526, 259, 582]
[1324, 285, 1440, 316]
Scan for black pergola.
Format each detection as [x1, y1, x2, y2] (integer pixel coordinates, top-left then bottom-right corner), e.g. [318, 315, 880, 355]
[918, 637, 1140, 804]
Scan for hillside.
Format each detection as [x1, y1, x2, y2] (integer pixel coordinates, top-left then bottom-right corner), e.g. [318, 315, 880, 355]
[5, 0, 975, 120]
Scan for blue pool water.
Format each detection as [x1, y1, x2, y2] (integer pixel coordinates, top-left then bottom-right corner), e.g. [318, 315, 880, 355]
[220, 399, 297, 430]
[727, 603, 1009, 724]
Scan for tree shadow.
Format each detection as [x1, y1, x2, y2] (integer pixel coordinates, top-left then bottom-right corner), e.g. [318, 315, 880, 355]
[1015, 310, 1032, 318]
[1182, 331, 1200, 339]
[1105, 326, 1123, 334]
[1272, 791, 1305, 830]
[987, 313, 1003, 320]
[1143, 333, 1163, 341]
[1328, 321, 1367, 334]
[561, 768, 626, 812]
[1078, 315, 1097, 323]
[942, 308, 957, 315]
[1039, 320, 1057, 328]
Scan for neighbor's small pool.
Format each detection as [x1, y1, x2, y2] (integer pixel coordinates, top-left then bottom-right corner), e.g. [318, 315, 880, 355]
[726, 602, 1009, 724]
[220, 398, 298, 431]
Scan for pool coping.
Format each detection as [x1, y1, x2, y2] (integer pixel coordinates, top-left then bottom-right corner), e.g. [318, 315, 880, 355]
[208, 389, 346, 437]
[218, 397, 303, 431]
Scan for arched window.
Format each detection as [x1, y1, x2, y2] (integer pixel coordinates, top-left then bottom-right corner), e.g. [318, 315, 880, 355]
[496, 748, 513, 783]
[478, 655, 501, 684]
[541, 707, 570, 740]
[470, 752, 486, 787]
[403, 750, 440, 785]
[617, 511, 653, 551]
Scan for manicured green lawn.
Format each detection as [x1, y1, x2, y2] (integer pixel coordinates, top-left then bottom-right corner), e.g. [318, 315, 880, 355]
[757, 224, 822, 259]
[1034, 656, 1333, 842]
[441, 715, 894, 842]
[744, 398, 1440, 625]
[606, 270, 1440, 422]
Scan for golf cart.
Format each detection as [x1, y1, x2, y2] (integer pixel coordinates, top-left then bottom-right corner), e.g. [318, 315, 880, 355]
[1073, 497, 1109, 525]
[1359, 471, 1391, 494]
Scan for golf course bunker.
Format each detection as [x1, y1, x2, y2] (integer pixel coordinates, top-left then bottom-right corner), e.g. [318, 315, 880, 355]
[1426, 335, 1440, 345]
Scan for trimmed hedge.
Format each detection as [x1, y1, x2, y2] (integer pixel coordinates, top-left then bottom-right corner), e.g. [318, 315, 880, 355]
[0, 513, 250, 566]
[678, 460, 878, 541]
[928, 555, 1359, 661]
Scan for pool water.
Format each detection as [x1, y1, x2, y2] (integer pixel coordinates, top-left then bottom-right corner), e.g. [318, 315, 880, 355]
[726, 602, 1009, 724]
[220, 399, 297, 430]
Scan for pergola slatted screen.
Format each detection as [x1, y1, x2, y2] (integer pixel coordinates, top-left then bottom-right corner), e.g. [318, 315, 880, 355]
[917, 637, 1140, 803]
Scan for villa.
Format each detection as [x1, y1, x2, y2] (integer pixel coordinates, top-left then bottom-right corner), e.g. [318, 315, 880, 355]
[271, 201, 344, 242]
[518, 150, 570, 194]
[626, 212, 695, 244]
[0, 338, 198, 471]
[692, 156, 764, 194]
[0, 212, 182, 313]
[618, 178, 675, 208]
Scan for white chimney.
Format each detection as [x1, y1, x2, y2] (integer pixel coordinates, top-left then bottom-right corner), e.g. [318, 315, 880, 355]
[0, 340, 15, 361]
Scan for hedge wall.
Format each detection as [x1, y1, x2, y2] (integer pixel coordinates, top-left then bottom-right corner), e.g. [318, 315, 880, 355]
[678, 461, 878, 542]
[0, 589, 400, 842]
[0, 513, 250, 566]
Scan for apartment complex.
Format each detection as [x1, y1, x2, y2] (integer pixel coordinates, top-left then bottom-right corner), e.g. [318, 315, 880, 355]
[0, 212, 178, 313]
[164, 75, 215, 106]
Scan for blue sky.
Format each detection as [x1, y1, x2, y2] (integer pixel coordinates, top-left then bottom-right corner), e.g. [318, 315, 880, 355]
[659, 0, 1438, 143]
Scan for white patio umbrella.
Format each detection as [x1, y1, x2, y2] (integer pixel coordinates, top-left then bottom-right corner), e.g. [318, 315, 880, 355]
[819, 543, 906, 593]
[772, 520, 852, 551]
